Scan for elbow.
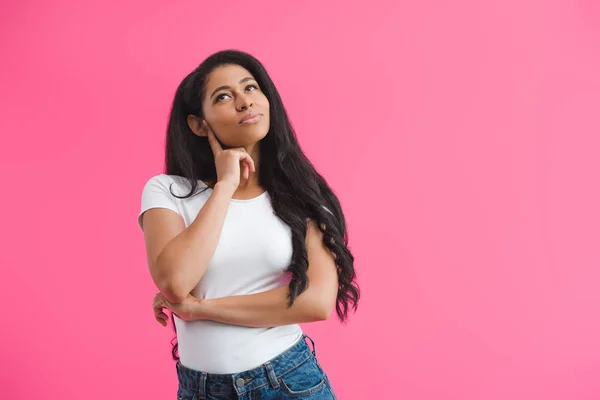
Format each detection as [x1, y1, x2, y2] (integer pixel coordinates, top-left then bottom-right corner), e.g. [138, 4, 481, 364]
[157, 278, 189, 304]
[314, 301, 335, 321]
[307, 287, 336, 321]
[153, 261, 190, 304]
[152, 253, 190, 304]
[314, 310, 330, 322]
[163, 289, 188, 304]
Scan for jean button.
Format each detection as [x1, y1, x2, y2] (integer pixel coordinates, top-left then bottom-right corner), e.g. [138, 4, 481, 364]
[236, 378, 245, 387]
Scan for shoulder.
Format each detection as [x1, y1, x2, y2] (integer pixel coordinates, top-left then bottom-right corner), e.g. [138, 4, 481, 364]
[142, 173, 171, 188]
[138, 174, 202, 229]
[142, 174, 193, 196]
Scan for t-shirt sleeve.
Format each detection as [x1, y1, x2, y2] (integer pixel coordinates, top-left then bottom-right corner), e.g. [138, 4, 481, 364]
[137, 174, 181, 231]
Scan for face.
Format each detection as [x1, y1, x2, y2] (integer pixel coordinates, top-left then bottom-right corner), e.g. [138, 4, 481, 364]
[189, 64, 270, 148]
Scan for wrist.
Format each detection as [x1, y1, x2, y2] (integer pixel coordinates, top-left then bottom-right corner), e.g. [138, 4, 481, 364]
[214, 181, 237, 198]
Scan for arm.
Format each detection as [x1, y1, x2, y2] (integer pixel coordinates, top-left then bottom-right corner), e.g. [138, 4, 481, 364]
[197, 219, 339, 328]
[142, 182, 236, 303]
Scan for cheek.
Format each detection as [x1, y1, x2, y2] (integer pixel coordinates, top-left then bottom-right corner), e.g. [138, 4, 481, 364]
[209, 108, 236, 127]
[259, 95, 270, 113]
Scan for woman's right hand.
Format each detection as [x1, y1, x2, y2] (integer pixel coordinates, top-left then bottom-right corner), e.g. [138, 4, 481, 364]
[205, 122, 256, 191]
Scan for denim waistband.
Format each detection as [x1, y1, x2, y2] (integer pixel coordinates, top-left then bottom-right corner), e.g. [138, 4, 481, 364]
[175, 334, 318, 398]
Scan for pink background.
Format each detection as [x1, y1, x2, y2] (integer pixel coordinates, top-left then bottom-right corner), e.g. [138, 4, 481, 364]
[2, 0, 600, 399]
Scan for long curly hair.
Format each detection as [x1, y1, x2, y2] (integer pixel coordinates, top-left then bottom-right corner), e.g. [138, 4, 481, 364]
[163, 49, 359, 360]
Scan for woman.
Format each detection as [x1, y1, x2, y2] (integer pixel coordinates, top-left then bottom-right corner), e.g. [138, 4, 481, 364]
[138, 49, 359, 399]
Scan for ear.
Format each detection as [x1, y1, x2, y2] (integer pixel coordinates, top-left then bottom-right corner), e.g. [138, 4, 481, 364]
[187, 115, 208, 137]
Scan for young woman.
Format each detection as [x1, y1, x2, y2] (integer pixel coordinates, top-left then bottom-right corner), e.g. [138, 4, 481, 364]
[138, 49, 359, 400]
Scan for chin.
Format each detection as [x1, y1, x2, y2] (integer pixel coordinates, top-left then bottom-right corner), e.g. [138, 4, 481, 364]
[247, 125, 269, 140]
[227, 132, 268, 148]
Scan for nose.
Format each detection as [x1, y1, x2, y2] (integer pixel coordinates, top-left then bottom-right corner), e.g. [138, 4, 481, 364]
[235, 93, 253, 111]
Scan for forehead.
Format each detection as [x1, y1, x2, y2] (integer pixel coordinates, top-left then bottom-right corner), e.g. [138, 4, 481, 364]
[205, 64, 255, 89]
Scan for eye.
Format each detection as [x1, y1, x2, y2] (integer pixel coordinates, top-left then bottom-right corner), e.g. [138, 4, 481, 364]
[215, 93, 231, 102]
[215, 84, 258, 103]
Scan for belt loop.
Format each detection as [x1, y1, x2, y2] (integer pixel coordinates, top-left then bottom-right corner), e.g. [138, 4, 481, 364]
[264, 362, 279, 389]
[304, 334, 316, 356]
[198, 371, 207, 399]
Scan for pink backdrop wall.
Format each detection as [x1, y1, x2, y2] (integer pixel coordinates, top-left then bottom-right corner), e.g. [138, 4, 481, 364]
[2, 1, 600, 399]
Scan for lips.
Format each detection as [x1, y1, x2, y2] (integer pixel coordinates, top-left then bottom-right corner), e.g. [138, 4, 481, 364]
[239, 113, 262, 124]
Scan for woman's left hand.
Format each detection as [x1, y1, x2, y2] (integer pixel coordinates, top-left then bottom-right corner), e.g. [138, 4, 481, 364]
[152, 292, 203, 326]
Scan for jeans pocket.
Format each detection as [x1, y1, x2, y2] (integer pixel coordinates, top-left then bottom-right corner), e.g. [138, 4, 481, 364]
[176, 384, 198, 400]
[278, 357, 327, 398]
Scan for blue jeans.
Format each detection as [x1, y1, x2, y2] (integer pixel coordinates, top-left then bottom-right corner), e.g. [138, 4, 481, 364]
[175, 334, 337, 399]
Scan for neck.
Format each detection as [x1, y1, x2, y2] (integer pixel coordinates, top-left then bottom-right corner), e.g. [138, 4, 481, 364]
[238, 141, 261, 189]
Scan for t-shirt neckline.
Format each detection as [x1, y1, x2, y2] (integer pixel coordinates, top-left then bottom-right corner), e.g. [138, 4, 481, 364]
[201, 180, 268, 203]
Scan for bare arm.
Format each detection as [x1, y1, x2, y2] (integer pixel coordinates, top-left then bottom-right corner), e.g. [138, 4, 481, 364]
[142, 182, 235, 303]
[193, 219, 339, 327]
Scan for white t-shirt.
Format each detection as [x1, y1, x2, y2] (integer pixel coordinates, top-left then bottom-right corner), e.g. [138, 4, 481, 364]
[137, 174, 303, 374]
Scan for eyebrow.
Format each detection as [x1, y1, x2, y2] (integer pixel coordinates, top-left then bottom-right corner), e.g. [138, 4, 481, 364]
[209, 77, 257, 100]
